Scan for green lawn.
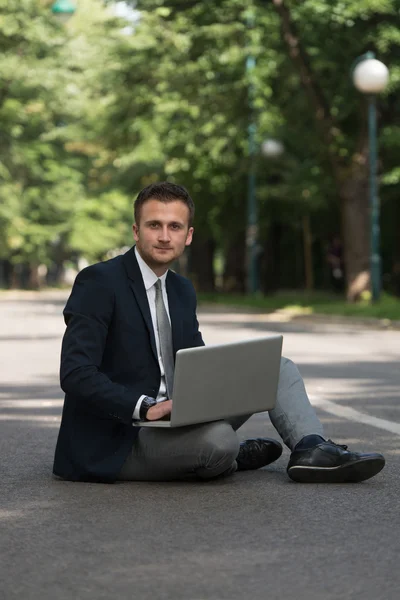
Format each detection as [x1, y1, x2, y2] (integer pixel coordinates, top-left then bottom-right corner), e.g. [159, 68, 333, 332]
[197, 291, 400, 321]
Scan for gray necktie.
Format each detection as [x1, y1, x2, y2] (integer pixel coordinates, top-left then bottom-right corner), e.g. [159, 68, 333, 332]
[154, 279, 174, 398]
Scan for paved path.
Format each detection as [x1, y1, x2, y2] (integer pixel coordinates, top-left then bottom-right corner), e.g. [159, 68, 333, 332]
[1, 293, 400, 600]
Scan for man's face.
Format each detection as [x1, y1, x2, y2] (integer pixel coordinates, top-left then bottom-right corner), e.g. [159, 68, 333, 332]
[133, 199, 194, 275]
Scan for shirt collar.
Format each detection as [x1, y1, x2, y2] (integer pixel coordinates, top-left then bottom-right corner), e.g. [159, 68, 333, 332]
[134, 246, 168, 291]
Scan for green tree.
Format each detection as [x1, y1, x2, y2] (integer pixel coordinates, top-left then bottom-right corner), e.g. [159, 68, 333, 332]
[268, 0, 400, 300]
[0, 0, 132, 287]
[117, 0, 400, 298]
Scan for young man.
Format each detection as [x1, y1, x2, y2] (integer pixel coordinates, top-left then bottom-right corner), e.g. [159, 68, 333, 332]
[53, 182, 385, 484]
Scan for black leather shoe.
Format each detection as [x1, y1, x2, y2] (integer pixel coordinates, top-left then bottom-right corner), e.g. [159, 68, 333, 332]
[287, 439, 385, 483]
[236, 438, 282, 471]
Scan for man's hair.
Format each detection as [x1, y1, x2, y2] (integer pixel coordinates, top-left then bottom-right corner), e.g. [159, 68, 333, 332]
[134, 181, 195, 226]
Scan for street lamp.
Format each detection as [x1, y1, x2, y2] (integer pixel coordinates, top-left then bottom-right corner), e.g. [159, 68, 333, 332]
[352, 52, 389, 302]
[51, 0, 76, 23]
[246, 82, 258, 295]
[246, 135, 284, 295]
[245, 13, 285, 294]
[245, 5, 258, 295]
[261, 139, 284, 158]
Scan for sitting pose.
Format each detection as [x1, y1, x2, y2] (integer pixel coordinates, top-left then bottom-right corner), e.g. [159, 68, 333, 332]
[53, 182, 385, 484]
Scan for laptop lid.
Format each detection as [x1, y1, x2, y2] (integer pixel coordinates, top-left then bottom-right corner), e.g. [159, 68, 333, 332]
[168, 335, 283, 428]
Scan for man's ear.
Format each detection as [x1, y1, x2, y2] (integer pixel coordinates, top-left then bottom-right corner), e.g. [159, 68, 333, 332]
[133, 223, 139, 242]
[185, 227, 194, 247]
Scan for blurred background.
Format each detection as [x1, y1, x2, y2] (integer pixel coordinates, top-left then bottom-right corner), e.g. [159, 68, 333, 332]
[1, 0, 400, 315]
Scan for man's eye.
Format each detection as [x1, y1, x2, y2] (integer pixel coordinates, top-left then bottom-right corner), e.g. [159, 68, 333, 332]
[149, 223, 158, 228]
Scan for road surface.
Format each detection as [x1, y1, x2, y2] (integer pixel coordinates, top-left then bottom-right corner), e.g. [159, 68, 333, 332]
[1, 292, 399, 600]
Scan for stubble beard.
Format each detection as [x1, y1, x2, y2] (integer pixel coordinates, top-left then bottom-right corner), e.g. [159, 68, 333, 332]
[141, 243, 177, 270]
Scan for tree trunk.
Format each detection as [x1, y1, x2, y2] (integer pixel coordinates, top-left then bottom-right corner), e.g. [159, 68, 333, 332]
[302, 215, 314, 291]
[260, 222, 282, 293]
[391, 198, 400, 297]
[223, 234, 246, 293]
[0, 260, 12, 289]
[339, 166, 370, 302]
[46, 261, 65, 287]
[28, 263, 41, 290]
[189, 235, 215, 293]
[9, 264, 21, 289]
[272, 0, 374, 302]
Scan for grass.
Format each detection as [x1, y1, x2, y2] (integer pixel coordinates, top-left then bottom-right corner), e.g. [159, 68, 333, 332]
[197, 291, 400, 322]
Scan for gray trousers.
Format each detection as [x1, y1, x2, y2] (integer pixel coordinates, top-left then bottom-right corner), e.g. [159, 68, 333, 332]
[117, 357, 324, 482]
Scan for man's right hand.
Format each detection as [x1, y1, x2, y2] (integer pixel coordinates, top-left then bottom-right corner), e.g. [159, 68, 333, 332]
[146, 399, 172, 421]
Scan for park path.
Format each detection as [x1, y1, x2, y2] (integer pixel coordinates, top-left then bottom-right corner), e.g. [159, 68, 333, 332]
[1, 292, 399, 600]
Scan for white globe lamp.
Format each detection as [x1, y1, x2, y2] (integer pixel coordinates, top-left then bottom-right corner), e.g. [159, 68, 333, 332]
[261, 139, 284, 158]
[353, 58, 389, 94]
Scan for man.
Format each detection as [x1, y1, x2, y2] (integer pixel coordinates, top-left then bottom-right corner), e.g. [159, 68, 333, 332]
[53, 182, 385, 484]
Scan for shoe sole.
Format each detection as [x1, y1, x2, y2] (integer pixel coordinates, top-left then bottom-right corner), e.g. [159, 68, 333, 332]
[287, 457, 385, 483]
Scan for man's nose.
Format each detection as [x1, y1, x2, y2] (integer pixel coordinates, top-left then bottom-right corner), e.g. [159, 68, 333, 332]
[158, 226, 170, 241]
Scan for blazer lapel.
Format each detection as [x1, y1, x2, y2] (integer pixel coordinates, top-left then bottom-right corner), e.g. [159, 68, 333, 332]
[122, 247, 158, 362]
[166, 273, 183, 358]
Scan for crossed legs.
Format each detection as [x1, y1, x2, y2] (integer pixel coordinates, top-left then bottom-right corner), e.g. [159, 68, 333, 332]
[117, 357, 322, 481]
[116, 420, 240, 481]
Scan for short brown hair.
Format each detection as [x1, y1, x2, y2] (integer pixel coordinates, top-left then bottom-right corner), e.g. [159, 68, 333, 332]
[134, 181, 195, 226]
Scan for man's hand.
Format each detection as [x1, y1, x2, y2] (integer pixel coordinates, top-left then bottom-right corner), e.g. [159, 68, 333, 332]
[146, 399, 172, 421]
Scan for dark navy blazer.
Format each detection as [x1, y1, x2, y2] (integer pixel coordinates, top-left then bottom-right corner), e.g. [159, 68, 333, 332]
[53, 247, 204, 482]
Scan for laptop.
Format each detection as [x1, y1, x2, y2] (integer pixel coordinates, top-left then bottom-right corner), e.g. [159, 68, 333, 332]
[135, 334, 283, 428]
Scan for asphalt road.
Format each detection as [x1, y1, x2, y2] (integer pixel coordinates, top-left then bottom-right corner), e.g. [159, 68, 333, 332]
[1, 292, 399, 600]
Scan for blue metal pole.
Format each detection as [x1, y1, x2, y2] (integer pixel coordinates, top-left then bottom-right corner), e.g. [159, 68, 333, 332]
[245, 12, 258, 294]
[368, 94, 381, 301]
[246, 59, 258, 294]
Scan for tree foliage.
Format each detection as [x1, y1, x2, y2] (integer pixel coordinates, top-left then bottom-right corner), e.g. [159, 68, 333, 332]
[115, 0, 400, 296]
[0, 0, 132, 281]
[1, 0, 399, 297]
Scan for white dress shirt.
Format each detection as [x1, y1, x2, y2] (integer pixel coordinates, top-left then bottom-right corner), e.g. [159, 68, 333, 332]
[132, 247, 172, 420]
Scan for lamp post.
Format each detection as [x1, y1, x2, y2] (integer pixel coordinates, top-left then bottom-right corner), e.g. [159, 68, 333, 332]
[51, 0, 76, 23]
[245, 6, 258, 295]
[246, 63, 258, 295]
[245, 1, 285, 295]
[352, 52, 389, 302]
[245, 134, 284, 295]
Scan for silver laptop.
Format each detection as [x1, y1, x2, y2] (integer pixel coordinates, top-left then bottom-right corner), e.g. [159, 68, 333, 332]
[135, 335, 283, 428]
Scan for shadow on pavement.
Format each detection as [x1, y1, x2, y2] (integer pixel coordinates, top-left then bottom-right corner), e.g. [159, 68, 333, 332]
[199, 316, 379, 336]
[0, 335, 61, 342]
